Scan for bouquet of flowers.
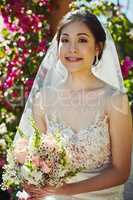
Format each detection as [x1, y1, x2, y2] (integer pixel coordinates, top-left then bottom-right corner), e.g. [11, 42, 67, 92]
[1, 118, 82, 192]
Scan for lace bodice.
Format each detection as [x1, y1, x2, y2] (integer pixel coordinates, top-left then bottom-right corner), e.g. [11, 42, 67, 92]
[46, 113, 111, 173]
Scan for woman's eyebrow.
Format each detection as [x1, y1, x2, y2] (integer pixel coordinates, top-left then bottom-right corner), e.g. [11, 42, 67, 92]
[61, 33, 69, 36]
[77, 33, 90, 37]
[61, 33, 90, 37]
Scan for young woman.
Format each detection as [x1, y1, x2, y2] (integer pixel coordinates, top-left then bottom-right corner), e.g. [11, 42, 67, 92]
[17, 10, 133, 200]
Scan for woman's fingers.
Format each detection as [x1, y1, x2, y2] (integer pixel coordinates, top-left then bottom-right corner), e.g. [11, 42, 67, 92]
[21, 184, 56, 200]
[18, 199, 25, 200]
[28, 194, 48, 200]
[45, 186, 55, 192]
[23, 183, 36, 193]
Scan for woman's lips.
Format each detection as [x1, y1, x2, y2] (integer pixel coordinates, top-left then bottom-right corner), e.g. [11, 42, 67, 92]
[65, 57, 83, 62]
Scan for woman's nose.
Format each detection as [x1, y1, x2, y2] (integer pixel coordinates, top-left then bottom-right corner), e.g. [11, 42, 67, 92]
[69, 42, 78, 53]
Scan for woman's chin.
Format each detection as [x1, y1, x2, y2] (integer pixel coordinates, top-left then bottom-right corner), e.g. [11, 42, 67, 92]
[65, 65, 82, 73]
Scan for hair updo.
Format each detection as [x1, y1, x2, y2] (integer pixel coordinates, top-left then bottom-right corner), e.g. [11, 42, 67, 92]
[56, 9, 106, 61]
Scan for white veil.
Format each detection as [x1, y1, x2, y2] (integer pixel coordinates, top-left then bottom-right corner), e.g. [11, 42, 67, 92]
[13, 9, 131, 200]
[14, 12, 126, 142]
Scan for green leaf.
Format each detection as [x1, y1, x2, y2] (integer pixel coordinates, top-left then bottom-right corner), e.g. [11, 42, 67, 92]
[1, 28, 10, 38]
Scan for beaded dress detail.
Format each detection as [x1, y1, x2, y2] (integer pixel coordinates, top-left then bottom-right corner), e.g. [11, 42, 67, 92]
[43, 86, 124, 200]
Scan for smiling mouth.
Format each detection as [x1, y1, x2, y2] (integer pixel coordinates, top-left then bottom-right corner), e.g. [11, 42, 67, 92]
[65, 57, 83, 62]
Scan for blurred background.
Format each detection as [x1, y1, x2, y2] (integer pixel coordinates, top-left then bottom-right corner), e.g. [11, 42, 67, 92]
[0, 0, 133, 199]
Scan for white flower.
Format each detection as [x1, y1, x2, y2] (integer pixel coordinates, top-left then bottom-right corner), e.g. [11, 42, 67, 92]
[38, 22, 42, 28]
[20, 165, 31, 179]
[127, 28, 133, 40]
[16, 190, 30, 200]
[0, 139, 6, 149]
[0, 123, 7, 135]
[32, 0, 39, 3]
[20, 166, 43, 185]
[26, 10, 32, 15]
[6, 113, 16, 123]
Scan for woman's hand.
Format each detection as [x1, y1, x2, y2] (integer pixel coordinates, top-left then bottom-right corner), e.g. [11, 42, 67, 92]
[22, 183, 55, 200]
[21, 182, 75, 200]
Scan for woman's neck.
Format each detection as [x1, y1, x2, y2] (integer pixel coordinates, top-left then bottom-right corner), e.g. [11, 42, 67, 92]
[66, 69, 103, 91]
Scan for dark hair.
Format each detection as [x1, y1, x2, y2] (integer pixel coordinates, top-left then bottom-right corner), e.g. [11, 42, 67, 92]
[56, 9, 106, 60]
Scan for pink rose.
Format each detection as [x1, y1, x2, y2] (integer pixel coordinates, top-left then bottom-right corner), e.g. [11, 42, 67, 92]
[13, 138, 28, 164]
[32, 155, 40, 167]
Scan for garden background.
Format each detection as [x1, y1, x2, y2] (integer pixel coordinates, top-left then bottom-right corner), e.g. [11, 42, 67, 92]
[0, 0, 133, 199]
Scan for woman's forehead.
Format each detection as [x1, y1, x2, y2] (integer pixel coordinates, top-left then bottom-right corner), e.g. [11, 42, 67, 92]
[61, 21, 93, 36]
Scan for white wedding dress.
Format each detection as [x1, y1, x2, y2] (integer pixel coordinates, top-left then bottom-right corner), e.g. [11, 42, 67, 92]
[41, 84, 124, 200]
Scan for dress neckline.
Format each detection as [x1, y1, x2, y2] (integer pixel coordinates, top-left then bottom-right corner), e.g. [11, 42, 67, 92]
[45, 112, 109, 136]
[58, 82, 108, 95]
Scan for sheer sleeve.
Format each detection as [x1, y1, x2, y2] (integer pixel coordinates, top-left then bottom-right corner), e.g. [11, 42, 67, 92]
[32, 90, 47, 133]
[14, 88, 47, 143]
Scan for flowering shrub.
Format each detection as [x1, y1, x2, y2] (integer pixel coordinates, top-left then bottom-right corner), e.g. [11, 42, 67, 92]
[0, 0, 52, 199]
[0, 0, 51, 102]
[0, 0, 52, 144]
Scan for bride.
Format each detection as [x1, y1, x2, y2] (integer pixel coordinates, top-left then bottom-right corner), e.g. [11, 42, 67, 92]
[16, 9, 133, 200]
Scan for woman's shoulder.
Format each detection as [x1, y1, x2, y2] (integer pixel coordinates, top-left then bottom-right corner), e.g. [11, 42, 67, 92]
[103, 83, 126, 97]
[104, 84, 129, 116]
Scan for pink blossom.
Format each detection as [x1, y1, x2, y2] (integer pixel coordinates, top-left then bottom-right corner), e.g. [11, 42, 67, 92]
[31, 15, 42, 32]
[44, 136, 57, 150]
[24, 91, 30, 99]
[0, 157, 6, 168]
[7, 62, 14, 70]
[17, 36, 26, 48]
[9, 23, 19, 32]
[121, 56, 133, 79]
[8, 59, 23, 74]
[22, 49, 30, 59]
[32, 155, 51, 173]
[25, 78, 34, 88]
[1, 8, 9, 24]
[13, 138, 29, 164]
[7, 1, 25, 21]
[3, 67, 21, 89]
[1, 6, 19, 32]
[1, 2, 51, 34]
[0, 81, 2, 90]
[40, 160, 51, 173]
[38, 0, 51, 10]
[10, 67, 19, 77]
[17, 14, 33, 33]
[17, 39, 25, 48]
[12, 91, 19, 97]
[3, 76, 14, 89]
[32, 155, 40, 167]
[24, 78, 34, 98]
[36, 40, 47, 53]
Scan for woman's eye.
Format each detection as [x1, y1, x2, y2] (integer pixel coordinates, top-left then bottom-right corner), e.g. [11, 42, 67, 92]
[61, 38, 69, 43]
[79, 38, 88, 43]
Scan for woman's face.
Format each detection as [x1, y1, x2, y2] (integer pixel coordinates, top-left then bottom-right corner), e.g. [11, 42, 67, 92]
[58, 21, 99, 73]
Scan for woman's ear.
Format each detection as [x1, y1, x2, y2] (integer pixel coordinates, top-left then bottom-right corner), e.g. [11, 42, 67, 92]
[96, 42, 104, 59]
